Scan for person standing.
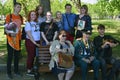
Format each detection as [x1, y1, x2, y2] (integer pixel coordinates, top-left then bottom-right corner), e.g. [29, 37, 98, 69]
[25, 10, 40, 76]
[74, 5, 92, 38]
[74, 29, 100, 80]
[54, 11, 63, 31]
[4, 2, 23, 79]
[40, 11, 59, 46]
[62, 3, 76, 43]
[93, 24, 119, 80]
[35, 5, 46, 26]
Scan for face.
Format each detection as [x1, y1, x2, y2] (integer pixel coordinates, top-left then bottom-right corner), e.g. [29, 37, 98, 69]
[80, 8, 86, 14]
[83, 33, 91, 41]
[98, 28, 105, 35]
[59, 33, 67, 42]
[56, 12, 62, 19]
[46, 12, 52, 21]
[30, 12, 37, 21]
[65, 6, 72, 13]
[14, 5, 21, 13]
[38, 6, 43, 15]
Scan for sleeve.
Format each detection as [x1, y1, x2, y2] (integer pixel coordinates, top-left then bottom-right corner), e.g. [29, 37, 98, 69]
[40, 22, 44, 32]
[86, 15, 92, 30]
[53, 23, 59, 31]
[93, 37, 103, 52]
[74, 15, 79, 27]
[49, 40, 59, 56]
[25, 22, 31, 31]
[108, 35, 120, 44]
[5, 14, 11, 24]
[74, 40, 84, 60]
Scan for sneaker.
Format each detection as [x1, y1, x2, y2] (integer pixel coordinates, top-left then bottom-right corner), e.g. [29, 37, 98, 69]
[14, 72, 22, 77]
[26, 71, 34, 76]
[7, 74, 13, 79]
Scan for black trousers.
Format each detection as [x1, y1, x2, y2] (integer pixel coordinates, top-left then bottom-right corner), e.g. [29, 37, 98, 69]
[7, 42, 20, 74]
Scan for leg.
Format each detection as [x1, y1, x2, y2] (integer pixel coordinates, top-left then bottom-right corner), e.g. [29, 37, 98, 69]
[58, 73, 65, 80]
[80, 60, 88, 80]
[14, 50, 20, 73]
[99, 58, 107, 80]
[65, 70, 74, 80]
[92, 59, 100, 80]
[25, 39, 36, 70]
[7, 42, 13, 75]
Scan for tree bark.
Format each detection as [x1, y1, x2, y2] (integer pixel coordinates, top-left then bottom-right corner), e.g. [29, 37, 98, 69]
[39, 0, 51, 14]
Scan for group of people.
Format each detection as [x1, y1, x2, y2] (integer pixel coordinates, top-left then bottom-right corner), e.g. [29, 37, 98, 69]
[4, 2, 120, 80]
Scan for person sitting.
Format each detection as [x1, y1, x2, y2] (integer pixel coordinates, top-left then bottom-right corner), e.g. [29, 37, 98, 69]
[74, 29, 100, 80]
[49, 30, 75, 80]
[93, 24, 119, 80]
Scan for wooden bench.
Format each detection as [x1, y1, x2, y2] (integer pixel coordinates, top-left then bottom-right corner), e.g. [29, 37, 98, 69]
[34, 45, 113, 80]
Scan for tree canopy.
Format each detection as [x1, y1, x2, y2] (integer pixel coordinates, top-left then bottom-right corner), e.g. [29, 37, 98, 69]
[0, 0, 120, 19]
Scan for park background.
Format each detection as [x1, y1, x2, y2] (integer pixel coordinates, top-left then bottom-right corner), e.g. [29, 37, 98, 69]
[0, 0, 120, 67]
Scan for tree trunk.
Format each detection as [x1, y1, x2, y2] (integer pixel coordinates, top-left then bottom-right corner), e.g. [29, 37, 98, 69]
[39, 0, 51, 14]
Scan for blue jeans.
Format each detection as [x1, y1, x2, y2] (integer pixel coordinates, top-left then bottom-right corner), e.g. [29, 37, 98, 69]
[79, 58, 100, 80]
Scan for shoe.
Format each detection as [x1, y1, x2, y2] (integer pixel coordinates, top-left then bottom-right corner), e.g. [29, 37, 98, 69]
[7, 74, 13, 79]
[14, 72, 22, 77]
[26, 71, 34, 76]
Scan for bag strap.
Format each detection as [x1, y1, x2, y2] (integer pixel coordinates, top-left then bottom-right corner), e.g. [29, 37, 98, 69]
[65, 14, 72, 28]
[45, 21, 53, 36]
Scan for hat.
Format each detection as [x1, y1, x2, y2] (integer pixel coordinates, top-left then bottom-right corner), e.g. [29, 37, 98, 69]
[81, 29, 92, 35]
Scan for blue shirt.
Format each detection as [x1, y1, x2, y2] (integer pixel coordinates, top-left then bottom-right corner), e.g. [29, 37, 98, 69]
[62, 13, 76, 32]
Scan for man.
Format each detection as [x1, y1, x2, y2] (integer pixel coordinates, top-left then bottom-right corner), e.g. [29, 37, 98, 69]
[62, 3, 76, 43]
[74, 29, 100, 80]
[93, 24, 119, 80]
[5, 2, 23, 79]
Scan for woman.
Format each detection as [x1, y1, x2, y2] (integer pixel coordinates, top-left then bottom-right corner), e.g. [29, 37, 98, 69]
[40, 11, 58, 45]
[54, 11, 63, 31]
[74, 29, 99, 80]
[25, 10, 40, 76]
[35, 5, 46, 26]
[49, 30, 75, 80]
[74, 5, 92, 38]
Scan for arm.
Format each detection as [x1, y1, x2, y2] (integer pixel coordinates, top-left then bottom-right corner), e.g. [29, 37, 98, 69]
[53, 31, 58, 41]
[66, 41, 74, 56]
[41, 32, 49, 45]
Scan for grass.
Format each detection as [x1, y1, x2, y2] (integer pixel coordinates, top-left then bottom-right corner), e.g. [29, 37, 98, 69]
[0, 19, 120, 64]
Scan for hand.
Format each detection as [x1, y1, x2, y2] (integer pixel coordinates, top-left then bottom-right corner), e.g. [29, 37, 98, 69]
[89, 56, 95, 62]
[46, 41, 50, 45]
[82, 58, 91, 63]
[35, 43, 40, 47]
[10, 33, 16, 37]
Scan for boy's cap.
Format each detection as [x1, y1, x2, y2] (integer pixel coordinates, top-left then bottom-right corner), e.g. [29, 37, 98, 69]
[81, 29, 92, 35]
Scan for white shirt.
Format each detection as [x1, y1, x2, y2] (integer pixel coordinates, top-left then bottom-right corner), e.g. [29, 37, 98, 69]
[25, 21, 40, 41]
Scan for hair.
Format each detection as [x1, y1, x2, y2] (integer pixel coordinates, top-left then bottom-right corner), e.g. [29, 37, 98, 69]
[35, 5, 44, 17]
[57, 30, 67, 40]
[55, 11, 61, 18]
[14, 2, 21, 7]
[65, 3, 72, 8]
[81, 4, 88, 14]
[46, 11, 52, 16]
[27, 10, 38, 22]
[97, 24, 105, 30]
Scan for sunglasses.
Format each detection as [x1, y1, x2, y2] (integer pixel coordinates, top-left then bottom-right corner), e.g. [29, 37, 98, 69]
[62, 35, 67, 37]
